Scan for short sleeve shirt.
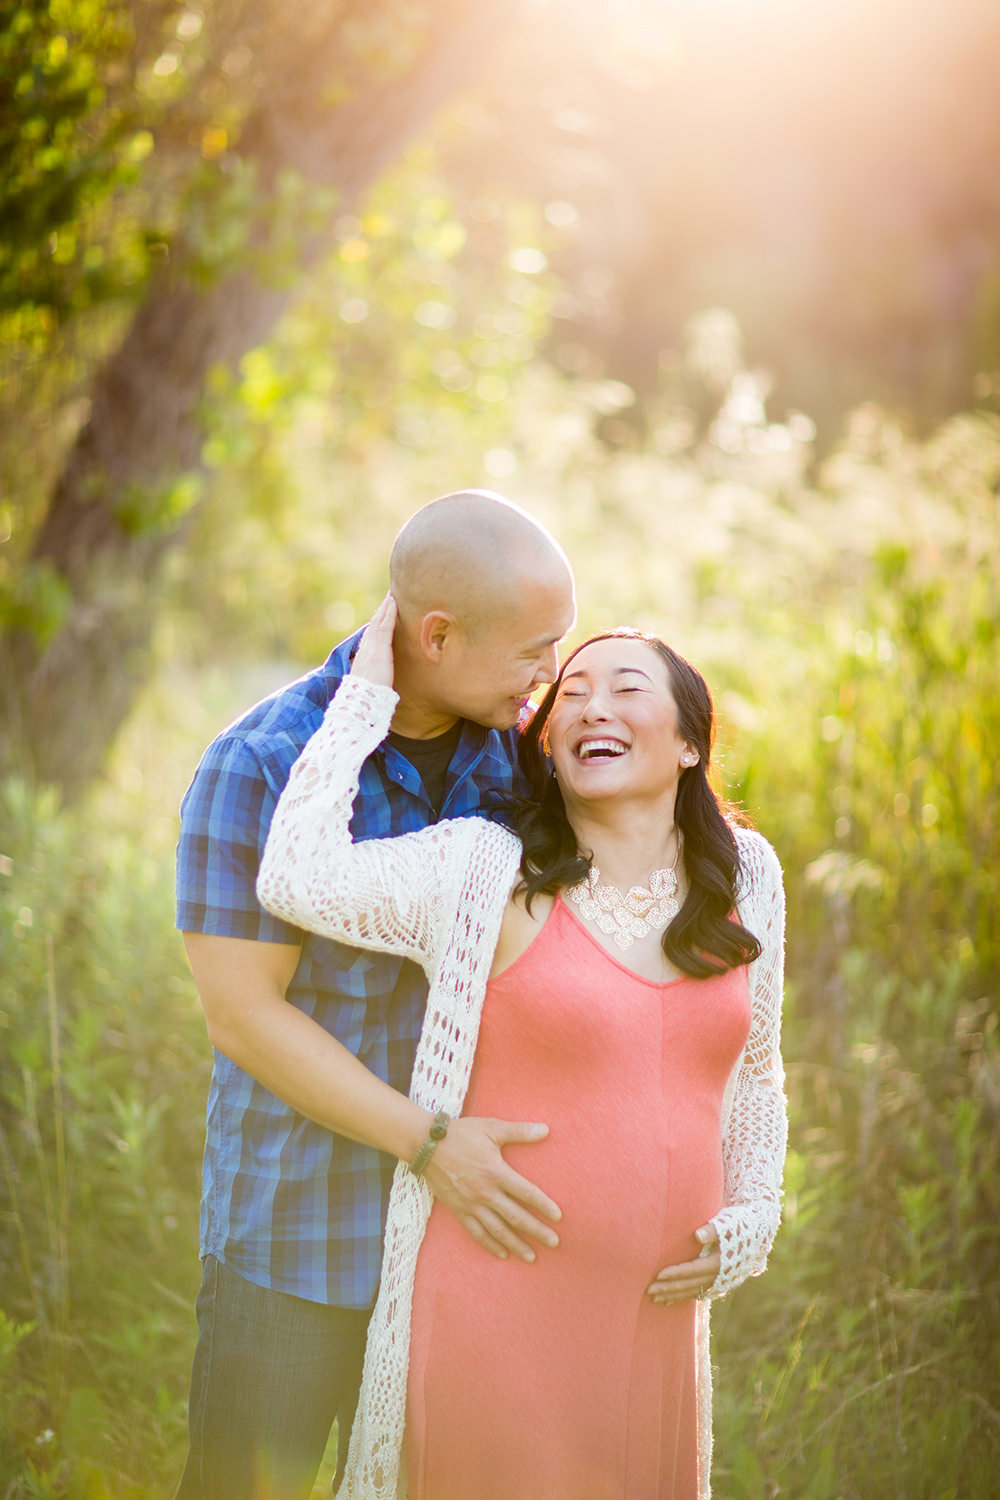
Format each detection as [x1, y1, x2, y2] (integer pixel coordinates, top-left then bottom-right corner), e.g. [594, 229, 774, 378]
[176, 632, 527, 1307]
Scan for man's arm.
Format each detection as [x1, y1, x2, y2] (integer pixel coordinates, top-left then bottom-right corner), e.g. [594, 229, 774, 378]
[185, 931, 560, 1262]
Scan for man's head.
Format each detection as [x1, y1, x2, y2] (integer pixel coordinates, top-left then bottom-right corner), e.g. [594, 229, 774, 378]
[388, 490, 576, 735]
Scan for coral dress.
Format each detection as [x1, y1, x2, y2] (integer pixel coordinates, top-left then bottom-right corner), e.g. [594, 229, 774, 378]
[405, 896, 752, 1500]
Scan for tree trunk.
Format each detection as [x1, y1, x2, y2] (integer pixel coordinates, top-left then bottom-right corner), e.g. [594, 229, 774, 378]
[2, 0, 517, 799]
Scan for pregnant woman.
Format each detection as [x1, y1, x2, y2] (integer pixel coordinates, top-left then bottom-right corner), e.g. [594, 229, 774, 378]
[257, 598, 786, 1500]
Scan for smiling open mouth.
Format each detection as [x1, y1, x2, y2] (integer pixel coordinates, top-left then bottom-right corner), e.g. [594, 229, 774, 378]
[575, 739, 629, 760]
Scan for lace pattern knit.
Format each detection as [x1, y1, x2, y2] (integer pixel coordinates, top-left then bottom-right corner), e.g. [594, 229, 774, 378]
[256, 674, 787, 1500]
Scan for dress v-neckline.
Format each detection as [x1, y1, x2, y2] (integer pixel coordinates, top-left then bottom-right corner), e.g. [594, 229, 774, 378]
[555, 893, 689, 990]
[489, 892, 689, 991]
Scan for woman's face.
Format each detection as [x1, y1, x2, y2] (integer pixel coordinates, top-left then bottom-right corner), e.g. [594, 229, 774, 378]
[545, 637, 698, 808]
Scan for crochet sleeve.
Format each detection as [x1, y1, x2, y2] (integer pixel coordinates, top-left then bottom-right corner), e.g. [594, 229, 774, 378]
[708, 829, 788, 1298]
[256, 674, 465, 971]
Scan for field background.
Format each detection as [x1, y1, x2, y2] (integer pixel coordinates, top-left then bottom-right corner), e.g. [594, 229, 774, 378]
[1, 2, 998, 1496]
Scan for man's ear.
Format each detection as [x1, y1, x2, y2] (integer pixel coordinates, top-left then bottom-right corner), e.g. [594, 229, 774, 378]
[418, 610, 457, 663]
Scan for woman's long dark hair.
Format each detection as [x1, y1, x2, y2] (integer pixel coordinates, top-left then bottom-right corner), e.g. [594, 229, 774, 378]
[507, 629, 762, 979]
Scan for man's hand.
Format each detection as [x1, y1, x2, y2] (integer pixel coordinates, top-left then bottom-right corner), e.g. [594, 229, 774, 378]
[647, 1223, 720, 1304]
[351, 593, 397, 686]
[187, 939, 562, 1263]
[424, 1117, 561, 1263]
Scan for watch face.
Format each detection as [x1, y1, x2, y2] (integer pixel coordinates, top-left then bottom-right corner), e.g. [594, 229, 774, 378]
[430, 1114, 449, 1139]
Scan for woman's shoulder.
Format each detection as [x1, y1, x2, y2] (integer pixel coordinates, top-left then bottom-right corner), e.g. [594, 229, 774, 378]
[731, 823, 783, 888]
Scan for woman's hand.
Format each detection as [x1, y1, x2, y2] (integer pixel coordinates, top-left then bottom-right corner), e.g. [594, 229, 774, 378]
[647, 1223, 720, 1305]
[351, 593, 397, 687]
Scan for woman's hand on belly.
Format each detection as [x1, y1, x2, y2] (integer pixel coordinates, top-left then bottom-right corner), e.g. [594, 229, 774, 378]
[646, 1223, 720, 1304]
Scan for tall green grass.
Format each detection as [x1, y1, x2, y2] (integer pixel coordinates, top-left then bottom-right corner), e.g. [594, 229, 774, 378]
[0, 777, 207, 1496]
[708, 483, 1000, 1497]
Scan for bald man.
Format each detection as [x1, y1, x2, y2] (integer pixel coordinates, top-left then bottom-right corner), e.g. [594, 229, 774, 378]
[173, 492, 576, 1500]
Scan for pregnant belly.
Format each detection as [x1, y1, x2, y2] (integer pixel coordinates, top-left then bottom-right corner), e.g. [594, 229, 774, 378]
[451, 939, 745, 1279]
[465, 1081, 725, 1278]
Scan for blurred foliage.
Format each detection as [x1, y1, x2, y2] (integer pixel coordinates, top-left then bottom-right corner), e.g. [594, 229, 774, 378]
[1, 0, 146, 328]
[0, 0, 230, 359]
[0, 0, 227, 642]
[0, 773, 207, 1494]
[704, 430, 1000, 1497]
[164, 148, 554, 663]
[6, 0, 1000, 654]
[0, 0, 537, 745]
[449, 0, 1000, 435]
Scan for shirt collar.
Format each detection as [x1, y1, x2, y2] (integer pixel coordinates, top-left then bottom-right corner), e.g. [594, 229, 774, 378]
[322, 629, 366, 703]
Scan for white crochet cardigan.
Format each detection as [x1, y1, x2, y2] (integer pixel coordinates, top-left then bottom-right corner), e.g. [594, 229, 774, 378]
[257, 675, 787, 1500]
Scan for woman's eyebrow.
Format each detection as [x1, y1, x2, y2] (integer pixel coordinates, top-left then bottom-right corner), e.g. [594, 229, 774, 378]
[561, 664, 654, 684]
[612, 665, 654, 682]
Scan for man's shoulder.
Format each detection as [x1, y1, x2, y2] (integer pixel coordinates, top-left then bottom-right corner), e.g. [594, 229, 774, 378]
[179, 644, 355, 824]
[199, 637, 361, 774]
[220, 669, 327, 761]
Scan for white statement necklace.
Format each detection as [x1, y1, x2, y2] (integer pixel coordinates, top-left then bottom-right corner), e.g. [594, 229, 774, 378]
[565, 843, 682, 951]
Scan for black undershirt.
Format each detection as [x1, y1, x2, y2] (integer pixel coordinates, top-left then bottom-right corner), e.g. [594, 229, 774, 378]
[386, 720, 463, 817]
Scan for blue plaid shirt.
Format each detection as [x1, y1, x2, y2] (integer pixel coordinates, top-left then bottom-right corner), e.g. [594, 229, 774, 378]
[176, 632, 527, 1307]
